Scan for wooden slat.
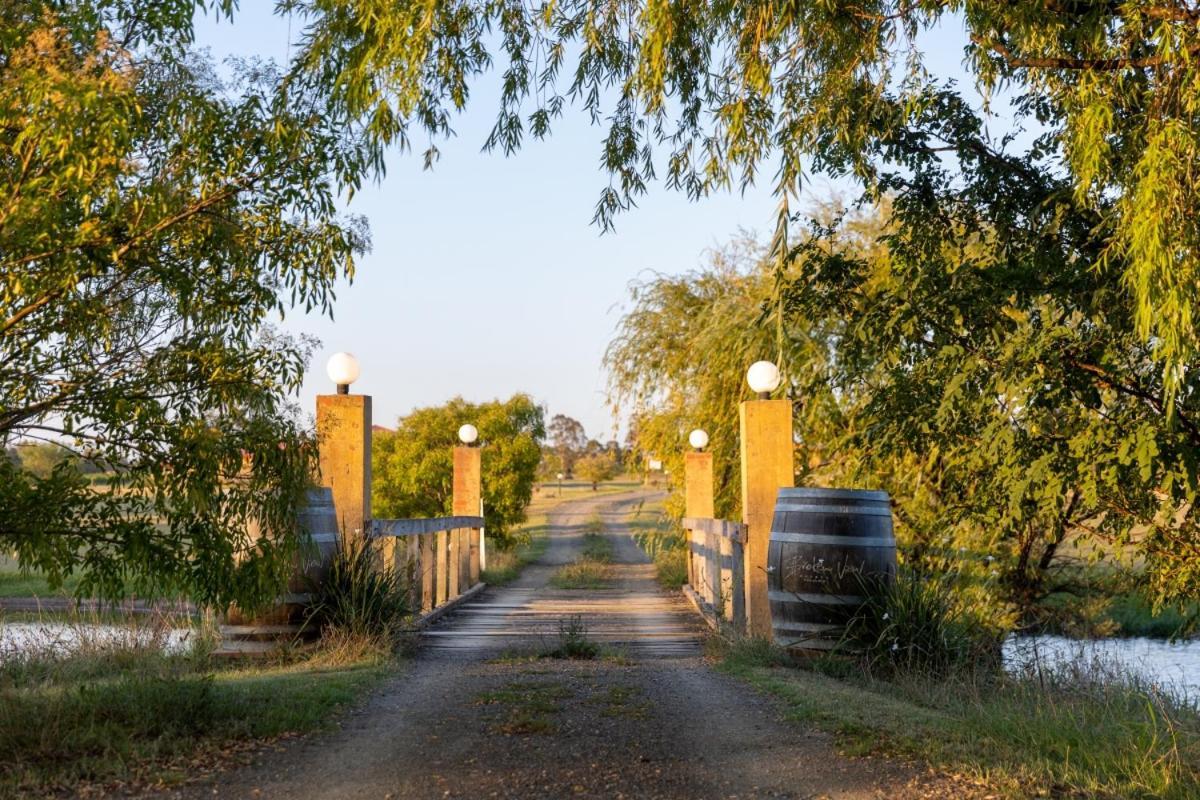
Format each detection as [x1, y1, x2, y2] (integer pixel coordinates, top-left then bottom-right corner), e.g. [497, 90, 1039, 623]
[436, 530, 449, 606]
[730, 537, 746, 631]
[370, 516, 484, 538]
[420, 533, 435, 612]
[448, 528, 461, 599]
[682, 516, 747, 543]
[719, 535, 734, 621]
[405, 535, 421, 612]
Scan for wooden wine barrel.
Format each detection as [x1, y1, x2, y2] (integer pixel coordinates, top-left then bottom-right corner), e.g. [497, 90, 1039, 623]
[767, 487, 896, 651]
[219, 487, 341, 654]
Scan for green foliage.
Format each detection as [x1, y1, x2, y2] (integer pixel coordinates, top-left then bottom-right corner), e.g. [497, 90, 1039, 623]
[288, 0, 1200, 396]
[547, 414, 587, 476]
[606, 237, 778, 521]
[372, 395, 544, 542]
[610, 171, 1200, 616]
[306, 541, 410, 646]
[0, 4, 367, 608]
[839, 571, 1000, 679]
[540, 615, 600, 660]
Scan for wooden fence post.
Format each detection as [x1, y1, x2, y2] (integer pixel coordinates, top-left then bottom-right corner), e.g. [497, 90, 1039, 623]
[739, 397, 793, 638]
[454, 445, 482, 587]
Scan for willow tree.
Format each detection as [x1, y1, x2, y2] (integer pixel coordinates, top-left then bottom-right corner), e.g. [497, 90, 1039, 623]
[1, 4, 367, 605]
[287, 0, 1200, 395]
[609, 88, 1200, 623]
[605, 237, 781, 521]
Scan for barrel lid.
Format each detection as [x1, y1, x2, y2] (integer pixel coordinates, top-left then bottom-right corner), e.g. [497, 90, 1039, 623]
[775, 487, 890, 503]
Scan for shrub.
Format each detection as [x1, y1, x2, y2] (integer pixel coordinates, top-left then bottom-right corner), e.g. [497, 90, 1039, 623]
[838, 569, 999, 678]
[306, 541, 410, 648]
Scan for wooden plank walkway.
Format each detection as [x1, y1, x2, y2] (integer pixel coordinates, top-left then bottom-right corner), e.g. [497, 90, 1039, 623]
[420, 490, 705, 659]
[423, 586, 703, 657]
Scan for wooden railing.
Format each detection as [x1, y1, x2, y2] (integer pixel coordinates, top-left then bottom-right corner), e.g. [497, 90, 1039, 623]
[682, 516, 746, 630]
[370, 516, 485, 615]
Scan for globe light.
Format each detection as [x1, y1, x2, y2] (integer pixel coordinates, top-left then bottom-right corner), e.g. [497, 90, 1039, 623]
[458, 424, 479, 445]
[326, 352, 360, 394]
[688, 429, 709, 451]
[556, 472, 564, 481]
[746, 360, 781, 397]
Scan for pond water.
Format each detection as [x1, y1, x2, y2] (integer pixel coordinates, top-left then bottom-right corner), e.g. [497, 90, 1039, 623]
[0, 621, 196, 658]
[1004, 634, 1200, 702]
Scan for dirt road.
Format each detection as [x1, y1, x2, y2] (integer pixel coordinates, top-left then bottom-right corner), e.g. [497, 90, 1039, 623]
[163, 490, 953, 799]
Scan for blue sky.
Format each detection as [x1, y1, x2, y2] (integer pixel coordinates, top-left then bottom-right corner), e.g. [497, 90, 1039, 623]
[194, 6, 977, 439]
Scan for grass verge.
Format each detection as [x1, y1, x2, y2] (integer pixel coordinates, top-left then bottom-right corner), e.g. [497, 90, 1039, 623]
[550, 518, 613, 590]
[627, 501, 688, 590]
[713, 637, 1200, 799]
[481, 532, 548, 586]
[0, 612, 393, 798]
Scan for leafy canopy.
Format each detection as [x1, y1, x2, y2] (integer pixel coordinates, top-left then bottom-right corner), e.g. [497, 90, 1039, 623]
[287, 0, 1200, 395]
[0, 3, 367, 606]
[372, 395, 545, 542]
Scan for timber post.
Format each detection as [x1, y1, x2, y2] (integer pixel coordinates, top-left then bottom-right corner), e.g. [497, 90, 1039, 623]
[739, 361, 794, 638]
[316, 353, 372, 553]
[684, 447, 714, 601]
[454, 425, 483, 587]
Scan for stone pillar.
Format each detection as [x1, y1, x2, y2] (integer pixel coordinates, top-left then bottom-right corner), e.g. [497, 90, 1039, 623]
[684, 452, 714, 592]
[453, 445, 482, 585]
[316, 394, 372, 550]
[739, 398, 793, 638]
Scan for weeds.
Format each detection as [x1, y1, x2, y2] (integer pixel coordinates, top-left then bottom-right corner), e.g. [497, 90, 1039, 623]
[475, 680, 568, 735]
[629, 506, 689, 589]
[716, 628, 1200, 798]
[540, 615, 600, 660]
[481, 532, 547, 586]
[550, 528, 614, 590]
[549, 559, 610, 589]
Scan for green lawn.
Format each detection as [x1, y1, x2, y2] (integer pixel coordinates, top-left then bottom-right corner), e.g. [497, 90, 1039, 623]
[0, 555, 83, 598]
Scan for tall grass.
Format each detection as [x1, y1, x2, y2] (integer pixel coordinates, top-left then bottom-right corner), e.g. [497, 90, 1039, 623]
[0, 608, 388, 797]
[716, 633, 1200, 798]
[550, 521, 614, 590]
[837, 569, 1000, 677]
[305, 541, 410, 651]
[629, 506, 688, 589]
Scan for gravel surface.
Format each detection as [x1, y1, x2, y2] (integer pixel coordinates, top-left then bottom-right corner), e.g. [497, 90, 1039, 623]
[158, 490, 972, 800]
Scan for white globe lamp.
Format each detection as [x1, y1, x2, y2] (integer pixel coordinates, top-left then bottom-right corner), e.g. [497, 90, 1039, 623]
[458, 424, 479, 445]
[326, 352, 361, 394]
[688, 429, 709, 451]
[746, 360, 781, 398]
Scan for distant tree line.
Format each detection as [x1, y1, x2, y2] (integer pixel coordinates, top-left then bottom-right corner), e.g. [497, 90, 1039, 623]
[542, 414, 625, 490]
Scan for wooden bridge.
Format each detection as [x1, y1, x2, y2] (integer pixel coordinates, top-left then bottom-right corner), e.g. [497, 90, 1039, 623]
[173, 368, 947, 798]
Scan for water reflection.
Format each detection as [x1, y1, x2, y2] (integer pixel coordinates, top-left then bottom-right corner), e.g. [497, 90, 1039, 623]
[1004, 635, 1200, 701]
[0, 622, 196, 657]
